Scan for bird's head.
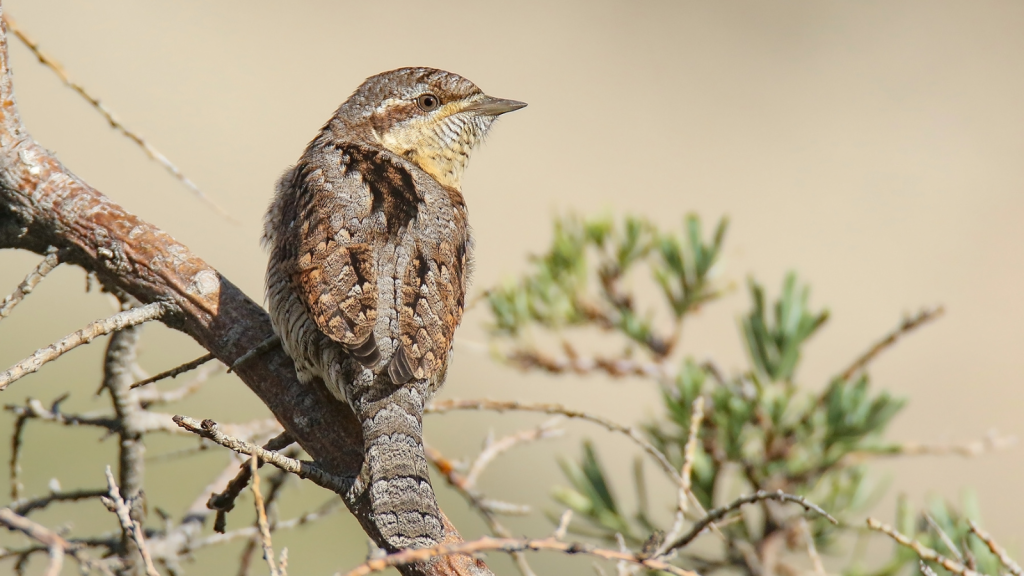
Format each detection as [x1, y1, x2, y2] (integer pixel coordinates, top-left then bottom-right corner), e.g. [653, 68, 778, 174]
[330, 67, 526, 190]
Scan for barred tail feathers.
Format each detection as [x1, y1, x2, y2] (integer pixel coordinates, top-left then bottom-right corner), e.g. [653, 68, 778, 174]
[358, 383, 444, 549]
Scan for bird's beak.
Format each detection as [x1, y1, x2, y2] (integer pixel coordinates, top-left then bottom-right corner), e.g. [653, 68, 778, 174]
[461, 95, 528, 116]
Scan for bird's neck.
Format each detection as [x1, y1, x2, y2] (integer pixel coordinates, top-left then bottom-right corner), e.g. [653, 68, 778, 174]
[401, 147, 468, 190]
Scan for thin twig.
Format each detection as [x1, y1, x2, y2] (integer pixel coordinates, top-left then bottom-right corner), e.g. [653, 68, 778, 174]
[923, 512, 963, 562]
[553, 510, 573, 541]
[209, 431, 296, 533]
[657, 397, 704, 557]
[1, 14, 233, 219]
[612, 533, 630, 576]
[237, 465, 291, 576]
[968, 521, 1023, 576]
[835, 431, 1016, 469]
[0, 508, 67, 576]
[251, 455, 281, 576]
[5, 397, 120, 429]
[0, 302, 167, 391]
[506, 347, 669, 381]
[679, 398, 704, 507]
[192, 499, 343, 551]
[0, 246, 59, 320]
[101, 466, 159, 576]
[425, 444, 537, 576]
[172, 416, 350, 494]
[866, 518, 981, 576]
[426, 398, 679, 483]
[3, 397, 218, 435]
[464, 419, 563, 489]
[9, 488, 108, 516]
[9, 412, 28, 500]
[665, 491, 837, 553]
[135, 360, 223, 406]
[336, 534, 699, 576]
[840, 306, 945, 380]
[893, 431, 1016, 458]
[799, 517, 826, 576]
[129, 353, 217, 390]
[229, 335, 280, 373]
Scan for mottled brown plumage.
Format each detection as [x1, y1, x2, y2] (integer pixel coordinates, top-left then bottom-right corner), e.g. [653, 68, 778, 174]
[263, 68, 524, 549]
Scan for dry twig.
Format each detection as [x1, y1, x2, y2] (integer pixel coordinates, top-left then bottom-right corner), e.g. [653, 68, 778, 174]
[507, 347, 669, 380]
[657, 396, 704, 557]
[337, 534, 699, 576]
[894, 431, 1016, 458]
[1, 13, 231, 218]
[0, 507, 67, 576]
[425, 444, 537, 576]
[427, 398, 678, 483]
[0, 302, 167, 390]
[130, 352, 218, 390]
[840, 306, 944, 380]
[9, 488, 107, 516]
[464, 419, 563, 488]
[172, 416, 350, 494]
[229, 335, 281, 373]
[968, 520, 1023, 576]
[866, 517, 981, 576]
[799, 517, 826, 576]
[209, 431, 296, 533]
[665, 490, 837, 553]
[193, 499, 343, 551]
[0, 246, 59, 320]
[8, 410, 29, 500]
[251, 455, 282, 576]
[101, 466, 159, 576]
[924, 512, 963, 562]
[134, 360, 223, 406]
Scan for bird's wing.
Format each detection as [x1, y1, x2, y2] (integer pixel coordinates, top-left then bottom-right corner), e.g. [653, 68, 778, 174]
[389, 209, 469, 384]
[288, 162, 381, 367]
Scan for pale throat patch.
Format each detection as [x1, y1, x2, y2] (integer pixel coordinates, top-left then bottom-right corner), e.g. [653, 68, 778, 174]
[377, 104, 490, 190]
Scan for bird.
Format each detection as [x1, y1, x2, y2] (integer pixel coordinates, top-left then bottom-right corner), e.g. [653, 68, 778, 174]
[263, 67, 525, 549]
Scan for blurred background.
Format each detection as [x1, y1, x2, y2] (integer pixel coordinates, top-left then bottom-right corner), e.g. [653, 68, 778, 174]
[0, 0, 1021, 574]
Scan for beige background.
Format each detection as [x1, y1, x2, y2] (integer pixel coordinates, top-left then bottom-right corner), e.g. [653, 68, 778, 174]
[0, 0, 1022, 574]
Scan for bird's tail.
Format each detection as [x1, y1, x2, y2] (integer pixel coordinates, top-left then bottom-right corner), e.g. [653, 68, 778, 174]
[356, 381, 444, 550]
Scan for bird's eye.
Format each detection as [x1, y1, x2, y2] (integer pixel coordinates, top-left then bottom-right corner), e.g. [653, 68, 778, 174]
[416, 93, 440, 112]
